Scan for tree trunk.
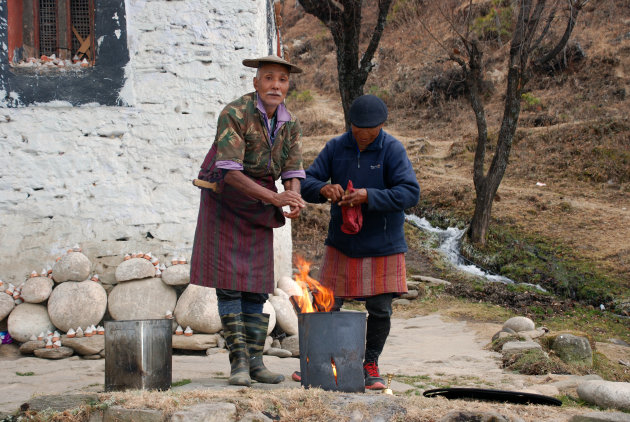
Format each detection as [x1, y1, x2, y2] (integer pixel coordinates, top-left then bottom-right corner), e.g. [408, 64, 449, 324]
[534, 1, 583, 69]
[298, 0, 393, 130]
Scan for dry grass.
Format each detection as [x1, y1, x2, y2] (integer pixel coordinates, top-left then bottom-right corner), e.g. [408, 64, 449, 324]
[43, 387, 587, 422]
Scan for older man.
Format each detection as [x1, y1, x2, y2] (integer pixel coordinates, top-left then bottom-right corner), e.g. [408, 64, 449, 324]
[190, 56, 306, 387]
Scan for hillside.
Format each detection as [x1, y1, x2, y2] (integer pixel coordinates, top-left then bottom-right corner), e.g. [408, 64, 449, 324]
[281, 0, 630, 316]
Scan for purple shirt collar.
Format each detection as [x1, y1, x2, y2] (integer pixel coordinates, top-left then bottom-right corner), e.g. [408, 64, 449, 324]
[256, 93, 291, 124]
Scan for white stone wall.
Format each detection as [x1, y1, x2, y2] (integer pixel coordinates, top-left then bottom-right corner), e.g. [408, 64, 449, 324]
[0, 0, 293, 285]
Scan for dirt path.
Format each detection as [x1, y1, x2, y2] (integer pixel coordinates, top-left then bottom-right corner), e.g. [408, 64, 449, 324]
[0, 313, 588, 420]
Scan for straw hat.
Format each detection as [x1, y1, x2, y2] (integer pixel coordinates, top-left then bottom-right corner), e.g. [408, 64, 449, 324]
[242, 55, 303, 73]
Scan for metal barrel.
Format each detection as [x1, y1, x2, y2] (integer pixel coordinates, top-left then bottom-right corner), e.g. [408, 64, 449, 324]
[298, 311, 366, 393]
[104, 319, 172, 391]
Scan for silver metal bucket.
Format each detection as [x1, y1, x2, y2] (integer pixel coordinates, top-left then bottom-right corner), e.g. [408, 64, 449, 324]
[104, 319, 172, 391]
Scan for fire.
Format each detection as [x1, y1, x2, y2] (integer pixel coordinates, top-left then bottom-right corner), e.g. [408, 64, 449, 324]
[292, 255, 335, 313]
[331, 357, 338, 385]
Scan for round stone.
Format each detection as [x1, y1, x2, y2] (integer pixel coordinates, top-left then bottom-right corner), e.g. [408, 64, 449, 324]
[173, 284, 221, 334]
[52, 252, 91, 283]
[503, 316, 535, 333]
[47, 281, 108, 333]
[269, 295, 298, 336]
[21, 277, 54, 304]
[115, 258, 156, 282]
[161, 264, 190, 286]
[0, 293, 15, 321]
[108, 277, 176, 321]
[263, 301, 276, 335]
[7, 303, 56, 343]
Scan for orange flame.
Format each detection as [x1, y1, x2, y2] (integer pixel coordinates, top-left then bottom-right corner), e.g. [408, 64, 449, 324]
[331, 357, 338, 385]
[292, 255, 335, 313]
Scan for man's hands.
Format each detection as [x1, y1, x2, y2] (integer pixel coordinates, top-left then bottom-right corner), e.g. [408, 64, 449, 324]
[320, 184, 367, 207]
[279, 178, 306, 219]
[224, 171, 305, 219]
[272, 190, 305, 218]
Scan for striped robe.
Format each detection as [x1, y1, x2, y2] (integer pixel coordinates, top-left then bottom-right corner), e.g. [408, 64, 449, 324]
[189, 177, 285, 293]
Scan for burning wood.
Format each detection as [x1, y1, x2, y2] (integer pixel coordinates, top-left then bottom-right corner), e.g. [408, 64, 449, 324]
[291, 256, 334, 313]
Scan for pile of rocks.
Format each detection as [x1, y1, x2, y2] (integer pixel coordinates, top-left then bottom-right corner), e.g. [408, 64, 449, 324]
[493, 316, 630, 413]
[1, 249, 436, 362]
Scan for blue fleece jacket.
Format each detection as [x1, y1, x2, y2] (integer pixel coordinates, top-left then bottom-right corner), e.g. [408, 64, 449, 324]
[301, 129, 420, 258]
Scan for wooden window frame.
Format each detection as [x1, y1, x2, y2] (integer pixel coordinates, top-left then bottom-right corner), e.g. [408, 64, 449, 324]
[1, 0, 130, 107]
[7, 0, 95, 64]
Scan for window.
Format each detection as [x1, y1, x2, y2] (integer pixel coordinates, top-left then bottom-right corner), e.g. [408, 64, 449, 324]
[1, 1, 130, 107]
[8, 0, 95, 67]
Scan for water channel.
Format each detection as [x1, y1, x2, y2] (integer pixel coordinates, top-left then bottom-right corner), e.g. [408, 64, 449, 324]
[405, 214, 546, 291]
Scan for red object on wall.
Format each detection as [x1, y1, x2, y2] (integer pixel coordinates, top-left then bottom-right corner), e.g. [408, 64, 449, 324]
[7, 0, 23, 63]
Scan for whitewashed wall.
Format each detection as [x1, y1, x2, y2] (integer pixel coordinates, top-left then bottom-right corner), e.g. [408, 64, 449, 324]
[0, 0, 293, 285]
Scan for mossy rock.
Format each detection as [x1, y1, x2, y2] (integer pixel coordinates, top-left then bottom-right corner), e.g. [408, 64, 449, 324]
[550, 333, 593, 367]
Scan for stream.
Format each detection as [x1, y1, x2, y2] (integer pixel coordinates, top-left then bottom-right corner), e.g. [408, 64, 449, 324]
[405, 214, 546, 291]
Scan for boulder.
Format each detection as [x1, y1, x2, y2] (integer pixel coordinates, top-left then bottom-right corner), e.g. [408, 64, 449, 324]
[502, 341, 542, 354]
[269, 295, 298, 336]
[277, 275, 301, 297]
[82, 354, 103, 360]
[7, 303, 56, 343]
[161, 264, 191, 286]
[170, 403, 236, 422]
[410, 275, 451, 286]
[47, 281, 108, 332]
[240, 412, 273, 422]
[0, 293, 15, 321]
[264, 335, 272, 352]
[34, 346, 74, 359]
[577, 380, 630, 412]
[569, 411, 630, 421]
[114, 258, 155, 282]
[400, 290, 419, 300]
[392, 298, 411, 306]
[503, 316, 535, 333]
[173, 284, 221, 334]
[172, 334, 219, 350]
[52, 252, 91, 283]
[551, 334, 593, 366]
[108, 278, 177, 321]
[262, 301, 276, 335]
[61, 335, 105, 356]
[265, 347, 293, 358]
[492, 327, 516, 342]
[19, 340, 46, 355]
[21, 277, 54, 303]
[281, 334, 299, 357]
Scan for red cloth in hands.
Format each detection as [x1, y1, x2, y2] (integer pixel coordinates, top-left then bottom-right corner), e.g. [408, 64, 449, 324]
[341, 180, 363, 234]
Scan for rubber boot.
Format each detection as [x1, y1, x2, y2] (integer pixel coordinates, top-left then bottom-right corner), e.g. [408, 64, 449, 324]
[220, 313, 251, 386]
[243, 313, 285, 384]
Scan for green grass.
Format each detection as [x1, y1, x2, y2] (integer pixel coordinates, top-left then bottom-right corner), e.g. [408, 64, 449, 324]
[460, 222, 627, 311]
[171, 379, 192, 388]
[16, 371, 35, 376]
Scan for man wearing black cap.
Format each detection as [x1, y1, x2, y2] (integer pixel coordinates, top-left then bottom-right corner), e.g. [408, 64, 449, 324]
[301, 94, 420, 390]
[190, 55, 306, 387]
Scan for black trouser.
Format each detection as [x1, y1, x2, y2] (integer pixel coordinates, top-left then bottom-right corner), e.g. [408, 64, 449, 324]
[216, 288, 268, 315]
[333, 294, 393, 365]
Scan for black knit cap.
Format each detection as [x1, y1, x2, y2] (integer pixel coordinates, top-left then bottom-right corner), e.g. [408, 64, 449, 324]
[349, 94, 388, 128]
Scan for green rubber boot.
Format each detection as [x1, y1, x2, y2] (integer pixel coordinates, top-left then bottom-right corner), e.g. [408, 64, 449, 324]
[243, 313, 285, 384]
[220, 313, 251, 386]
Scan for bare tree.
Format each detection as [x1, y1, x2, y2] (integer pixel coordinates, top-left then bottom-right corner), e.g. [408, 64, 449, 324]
[430, 0, 588, 245]
[298, 0, 394, 130]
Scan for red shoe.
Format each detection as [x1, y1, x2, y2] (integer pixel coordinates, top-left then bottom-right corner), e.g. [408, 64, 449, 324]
[291, 371, 301, 382]
[363, 362, 386, 390]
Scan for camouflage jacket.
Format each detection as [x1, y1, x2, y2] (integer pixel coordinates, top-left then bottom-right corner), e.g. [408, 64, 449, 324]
[207, 92, 304, 181]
